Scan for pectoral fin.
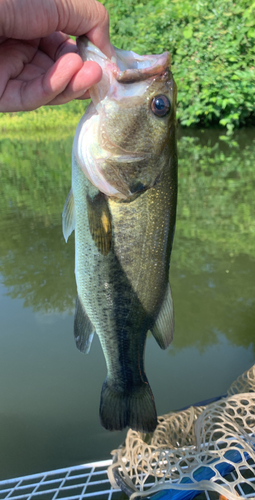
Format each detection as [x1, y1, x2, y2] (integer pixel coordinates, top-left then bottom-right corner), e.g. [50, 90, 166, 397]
[62, 188, 75, 242]
[74, 296, 95, 354]
[86, 192, 112, 256]
[151, 283, 174, 349]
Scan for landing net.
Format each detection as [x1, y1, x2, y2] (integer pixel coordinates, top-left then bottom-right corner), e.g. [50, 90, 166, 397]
[108, 364, 255, 500]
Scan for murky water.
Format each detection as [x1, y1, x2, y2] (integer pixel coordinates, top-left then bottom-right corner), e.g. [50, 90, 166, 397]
[0, 127, 254, 479]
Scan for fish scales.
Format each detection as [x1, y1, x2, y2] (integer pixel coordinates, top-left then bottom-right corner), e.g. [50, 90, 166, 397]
[63, 37, 177, 433]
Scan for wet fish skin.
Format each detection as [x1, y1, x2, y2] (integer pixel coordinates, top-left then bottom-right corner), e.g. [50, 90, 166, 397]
[63, 38, 177, 433]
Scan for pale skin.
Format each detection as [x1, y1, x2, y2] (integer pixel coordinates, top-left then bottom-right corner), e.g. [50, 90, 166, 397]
[0, 0, 113, 112]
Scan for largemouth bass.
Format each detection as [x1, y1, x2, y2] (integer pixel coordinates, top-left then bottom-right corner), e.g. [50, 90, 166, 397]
[62, 36, 177, 433]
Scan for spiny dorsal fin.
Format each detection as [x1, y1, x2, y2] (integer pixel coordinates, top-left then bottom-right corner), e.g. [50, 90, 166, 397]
[151, 283, 174, 349]
[62, 188, 75, 242]
[74, 296, 95, 354]
[86, 192, 112, 256]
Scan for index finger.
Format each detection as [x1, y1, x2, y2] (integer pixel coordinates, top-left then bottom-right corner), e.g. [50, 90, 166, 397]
[65, 0, 113, 59]
[80, 1, 114, 59]
[58, 0, 113, 58]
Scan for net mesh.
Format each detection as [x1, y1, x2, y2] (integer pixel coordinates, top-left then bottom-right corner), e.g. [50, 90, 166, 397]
[108, 364, 255, 500]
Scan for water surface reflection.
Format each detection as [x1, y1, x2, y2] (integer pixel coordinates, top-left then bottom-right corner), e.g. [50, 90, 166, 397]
[0, 129, 254, 479]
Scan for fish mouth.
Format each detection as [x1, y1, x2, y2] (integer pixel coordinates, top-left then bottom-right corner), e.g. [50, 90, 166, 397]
[77, 36, 170, 83]
[114, 48, 170, 83]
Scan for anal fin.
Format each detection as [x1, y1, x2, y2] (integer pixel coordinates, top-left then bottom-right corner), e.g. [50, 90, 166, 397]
[74, 296, 95, 354]
[87, 192, 112, 256]
[151, 283, 174, 349]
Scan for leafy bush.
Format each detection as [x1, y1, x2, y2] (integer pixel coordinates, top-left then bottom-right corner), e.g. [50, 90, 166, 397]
[103, 0, 255, 130]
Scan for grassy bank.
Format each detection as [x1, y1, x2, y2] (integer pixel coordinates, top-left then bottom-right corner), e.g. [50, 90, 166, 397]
[0, 0, 254, 133]
[0, 100, 88, 137]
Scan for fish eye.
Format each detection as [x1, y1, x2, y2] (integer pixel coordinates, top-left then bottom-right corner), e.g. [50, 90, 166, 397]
[151, 95, 170, 117]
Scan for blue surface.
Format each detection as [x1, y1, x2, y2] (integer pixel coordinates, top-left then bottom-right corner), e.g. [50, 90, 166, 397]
[147, 448, 249, 500]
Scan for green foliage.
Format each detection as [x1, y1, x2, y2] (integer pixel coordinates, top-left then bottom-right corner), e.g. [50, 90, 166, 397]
[102, 0, 255, 130]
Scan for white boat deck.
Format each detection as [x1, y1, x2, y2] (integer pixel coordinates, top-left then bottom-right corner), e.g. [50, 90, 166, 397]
[0, 460, 121, 500]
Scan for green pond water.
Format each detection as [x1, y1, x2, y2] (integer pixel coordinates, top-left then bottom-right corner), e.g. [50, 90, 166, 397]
[0, 126, 254, 480]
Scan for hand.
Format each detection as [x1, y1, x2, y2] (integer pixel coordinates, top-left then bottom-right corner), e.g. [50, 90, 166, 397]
[0, 0, 113, 112]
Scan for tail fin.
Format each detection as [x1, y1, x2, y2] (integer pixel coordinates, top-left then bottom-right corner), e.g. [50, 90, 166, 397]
[99, 379, 157, 432]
